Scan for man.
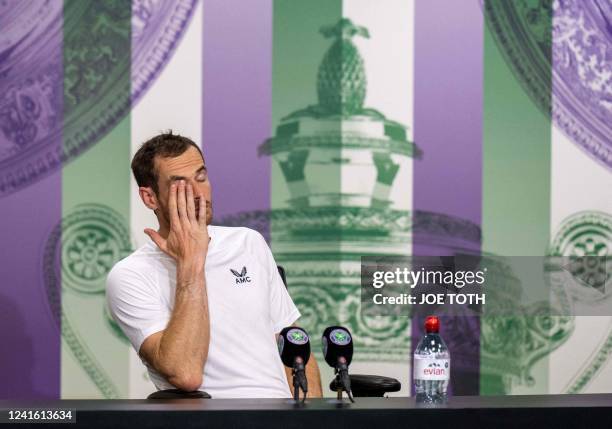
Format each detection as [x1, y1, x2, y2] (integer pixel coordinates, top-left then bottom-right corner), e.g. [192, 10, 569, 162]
[106, 132, 322, 398]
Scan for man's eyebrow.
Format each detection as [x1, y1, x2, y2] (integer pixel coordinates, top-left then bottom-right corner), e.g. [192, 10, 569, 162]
[168, 166, 206, 182]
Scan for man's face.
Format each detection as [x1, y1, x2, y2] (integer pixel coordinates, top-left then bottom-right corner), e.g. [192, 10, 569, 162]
[153, 146, 213, 226]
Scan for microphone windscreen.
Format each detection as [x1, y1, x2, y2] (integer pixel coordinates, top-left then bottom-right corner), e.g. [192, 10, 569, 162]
[278, 327, 311, 368]
[321, 326, 353, 368]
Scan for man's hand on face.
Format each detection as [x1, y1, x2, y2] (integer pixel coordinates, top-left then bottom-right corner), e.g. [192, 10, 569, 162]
[144, 180, 209, 265]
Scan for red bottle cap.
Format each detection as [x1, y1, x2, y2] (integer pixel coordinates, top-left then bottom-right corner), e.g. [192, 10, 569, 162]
[424, 315, 440, 333]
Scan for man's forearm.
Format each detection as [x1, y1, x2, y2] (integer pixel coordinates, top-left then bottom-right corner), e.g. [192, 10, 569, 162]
[156, 258, 210, 389]
[284, 353, 323, 398]
[305, 354, 322, 398]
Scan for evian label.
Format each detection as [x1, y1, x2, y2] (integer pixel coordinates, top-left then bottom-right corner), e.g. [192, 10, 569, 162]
[413, 356, 450, 381]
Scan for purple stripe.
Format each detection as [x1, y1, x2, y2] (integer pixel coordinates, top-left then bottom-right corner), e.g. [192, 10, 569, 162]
[412, 0, 483, 395]
[202, 0, 272, 238]
[0, 172, 62, 399]
[0, 4, 63, 398]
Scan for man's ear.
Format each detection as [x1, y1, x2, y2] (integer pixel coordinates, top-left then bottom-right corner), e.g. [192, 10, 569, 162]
[139, 187, 158, 211]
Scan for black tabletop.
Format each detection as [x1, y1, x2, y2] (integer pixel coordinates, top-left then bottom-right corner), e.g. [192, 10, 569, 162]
[1, 394, 611, 429]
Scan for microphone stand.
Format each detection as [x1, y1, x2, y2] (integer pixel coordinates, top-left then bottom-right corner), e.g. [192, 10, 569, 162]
[292, 356, 308, 402]
[334, 356, 354, 403]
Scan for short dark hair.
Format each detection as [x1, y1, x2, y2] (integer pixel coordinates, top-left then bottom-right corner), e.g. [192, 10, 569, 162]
[131, 131, 203, 195]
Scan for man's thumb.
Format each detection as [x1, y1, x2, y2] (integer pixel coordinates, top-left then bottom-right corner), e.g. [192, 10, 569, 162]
[144, 229, 164, 249]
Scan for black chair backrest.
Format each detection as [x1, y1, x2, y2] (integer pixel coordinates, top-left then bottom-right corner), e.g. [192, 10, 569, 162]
[277, 265, 287, 288]
[147, 389, 211, 399]
[329, 374, 401, 397]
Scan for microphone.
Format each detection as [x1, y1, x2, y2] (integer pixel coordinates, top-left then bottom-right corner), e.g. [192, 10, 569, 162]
[278, 326, 311, 402]
[322, 326, 354, 402]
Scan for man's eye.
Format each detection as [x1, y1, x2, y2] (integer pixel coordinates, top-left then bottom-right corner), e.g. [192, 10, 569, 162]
[197, 173, 207, 182]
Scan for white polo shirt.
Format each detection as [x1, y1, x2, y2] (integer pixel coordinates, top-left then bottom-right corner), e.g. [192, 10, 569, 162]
[106, 225, 300, 398]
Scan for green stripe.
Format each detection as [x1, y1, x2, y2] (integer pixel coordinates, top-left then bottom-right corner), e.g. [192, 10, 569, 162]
[480, 0, 552, 394]
[271, 0, 342, 244]
[271, 0, 343, 389]
[61, 0, 131, 399]
[270, 0, 343, 221]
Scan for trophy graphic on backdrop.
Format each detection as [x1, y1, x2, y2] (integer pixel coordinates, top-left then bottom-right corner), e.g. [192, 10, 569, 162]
[223, 19, 483, 362]
[220, 18, 575, 394]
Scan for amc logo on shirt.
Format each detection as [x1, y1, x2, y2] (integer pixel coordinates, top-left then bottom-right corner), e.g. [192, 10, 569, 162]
[230, 266, 251, 284]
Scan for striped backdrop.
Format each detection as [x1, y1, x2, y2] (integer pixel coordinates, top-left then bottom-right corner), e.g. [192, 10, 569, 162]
[1, 0, 610, 399]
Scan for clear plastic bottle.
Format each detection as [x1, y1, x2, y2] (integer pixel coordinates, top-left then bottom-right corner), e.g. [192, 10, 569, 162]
[413, 315, 450, 404]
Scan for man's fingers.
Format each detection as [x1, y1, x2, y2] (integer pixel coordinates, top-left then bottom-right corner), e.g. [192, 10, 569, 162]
[197, 192, 207, 228]
[177, 180, 188, 226]
[186, 183, 197, 223]
[168, 183, 181, 230]
[144, 228, 166, 253]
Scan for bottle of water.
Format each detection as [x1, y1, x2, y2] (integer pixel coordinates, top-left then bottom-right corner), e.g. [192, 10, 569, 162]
[413, 315, 450, 404]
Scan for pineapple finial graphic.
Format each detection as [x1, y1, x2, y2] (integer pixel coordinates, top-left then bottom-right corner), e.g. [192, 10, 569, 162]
[317, 18, 369, 116]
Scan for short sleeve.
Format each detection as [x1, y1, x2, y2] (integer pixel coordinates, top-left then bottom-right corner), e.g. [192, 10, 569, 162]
[253, 231, 301, 333]
[105, 263, 171, 354]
